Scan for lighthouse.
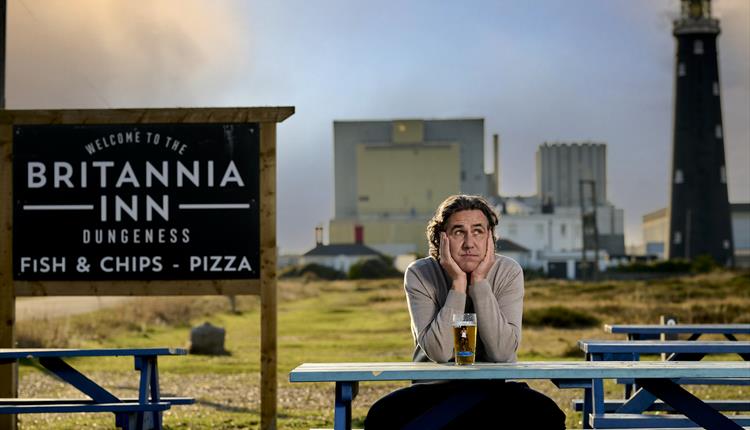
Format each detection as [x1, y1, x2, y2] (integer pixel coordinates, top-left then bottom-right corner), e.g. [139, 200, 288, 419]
[667, 0, 734, 265]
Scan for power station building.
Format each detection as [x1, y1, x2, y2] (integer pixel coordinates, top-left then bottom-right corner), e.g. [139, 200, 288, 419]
[496, 142, 625, 278]
[329, 118, 495, 256]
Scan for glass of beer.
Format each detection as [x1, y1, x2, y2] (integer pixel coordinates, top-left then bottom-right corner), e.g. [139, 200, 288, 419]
[452, 313, 477, 365]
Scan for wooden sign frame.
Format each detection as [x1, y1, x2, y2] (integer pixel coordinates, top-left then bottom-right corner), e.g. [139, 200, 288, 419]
[0, 107, 294, 430]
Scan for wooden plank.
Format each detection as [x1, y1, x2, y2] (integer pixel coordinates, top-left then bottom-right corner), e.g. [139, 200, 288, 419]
[605, 324, 750, 335]
[259, 122, 277, 430]
[578, 340, 750, 354]
[0, 348, 186, 359]
[288, 361, 750, 383]
[0, 107, 294, 126]
[0, 122, 17, 430]
[0, 397, 194, 405]
[591, 413, 750, 428]
[0, 401, 171, 414]
[15, 280, 260, 297]
[572, 399, 750, 412]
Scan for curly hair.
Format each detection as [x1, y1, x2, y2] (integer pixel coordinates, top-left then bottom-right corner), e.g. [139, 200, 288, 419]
[426, 194, 499, 259]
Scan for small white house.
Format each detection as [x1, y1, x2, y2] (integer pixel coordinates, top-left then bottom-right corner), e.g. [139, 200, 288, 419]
[495, 238, 531, 268]
[299, 243, 383, 274]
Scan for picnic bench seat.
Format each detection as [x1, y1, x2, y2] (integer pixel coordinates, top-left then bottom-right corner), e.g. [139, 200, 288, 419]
[0, 401, 172, 414]
[572, 399, 750, 413]
[591, 413, 750, 428]
[605, 324, 750, 341]
[0, 396, 195, 406]
[578, 340, 750, 361]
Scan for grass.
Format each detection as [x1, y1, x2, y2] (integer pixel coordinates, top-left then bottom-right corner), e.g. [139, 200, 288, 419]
[14, 270, 750, 429]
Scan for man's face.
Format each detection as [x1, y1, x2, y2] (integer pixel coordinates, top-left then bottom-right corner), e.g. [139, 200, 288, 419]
[444, 209, 490, 273]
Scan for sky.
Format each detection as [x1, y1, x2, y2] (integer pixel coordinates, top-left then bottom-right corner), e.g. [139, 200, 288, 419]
[6, 0, 750, 254]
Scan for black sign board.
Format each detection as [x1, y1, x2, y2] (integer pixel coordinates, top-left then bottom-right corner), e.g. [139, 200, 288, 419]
[13, 123, 260, 280]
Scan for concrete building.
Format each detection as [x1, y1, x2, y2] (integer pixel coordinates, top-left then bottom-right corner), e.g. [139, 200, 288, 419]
[639, 203, 749, 267]
[643, 208, 669, 259]
[489, 140, 625, 279]
[536, 142, 606, 208]
[330, 118, 494, 256]
[496, 197, 622, 277]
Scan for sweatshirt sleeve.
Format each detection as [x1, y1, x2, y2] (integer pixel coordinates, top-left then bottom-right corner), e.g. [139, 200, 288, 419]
[404, 264, 466, 363]
[468, 259, 524, 362]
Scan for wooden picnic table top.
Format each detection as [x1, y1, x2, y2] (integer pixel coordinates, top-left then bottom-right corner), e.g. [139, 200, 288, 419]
[288, 361, 750, 383]
[0, 348, 187, 359]
[579, 340, 750, 354]
[604, 324, 750, 335]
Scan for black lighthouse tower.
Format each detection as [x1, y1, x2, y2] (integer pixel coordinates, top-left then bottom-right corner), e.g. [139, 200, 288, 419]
[668, 0, 733, 265]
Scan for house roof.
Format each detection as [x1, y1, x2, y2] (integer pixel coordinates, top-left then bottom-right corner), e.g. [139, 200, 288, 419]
[495, 238, 530, 253]
[303, 243, 383, 257]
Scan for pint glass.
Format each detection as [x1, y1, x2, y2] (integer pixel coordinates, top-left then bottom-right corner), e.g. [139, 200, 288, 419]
[452, 313, 477, 365]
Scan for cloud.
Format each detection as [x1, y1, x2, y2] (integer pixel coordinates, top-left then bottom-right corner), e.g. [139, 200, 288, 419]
[7, 0, 252, 108]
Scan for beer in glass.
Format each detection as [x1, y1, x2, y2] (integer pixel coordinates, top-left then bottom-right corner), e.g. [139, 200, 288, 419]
[452, 313, 477, 365]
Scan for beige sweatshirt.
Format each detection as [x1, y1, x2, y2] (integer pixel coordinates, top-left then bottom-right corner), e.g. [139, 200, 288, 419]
[404, 255, 524, 363]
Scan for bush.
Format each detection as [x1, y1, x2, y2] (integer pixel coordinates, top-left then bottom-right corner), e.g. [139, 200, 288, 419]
[523, 267, 547, 280]
[611, 259, 691, 273]
[348, 257, 402, 279]
[524, 306, 600, 328]
[691, 254, 717, 273]
[279, 263, 346, 280]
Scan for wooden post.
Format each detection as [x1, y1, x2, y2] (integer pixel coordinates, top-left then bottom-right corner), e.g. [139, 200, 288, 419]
[0, 123, 17, 430]
[259, 122, 277, 430]
[660, 315, 679, 360]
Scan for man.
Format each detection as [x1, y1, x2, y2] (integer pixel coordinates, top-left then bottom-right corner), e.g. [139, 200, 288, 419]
[365, 194, 566, 429]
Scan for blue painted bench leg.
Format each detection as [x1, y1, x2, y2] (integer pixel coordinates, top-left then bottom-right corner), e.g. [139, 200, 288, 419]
[615, 386, 657, 413]
[582, 386, 592, 429]
[635, 378, 744, 430]
[39, 357, 137, 429]
[334, 381, 358, 430]
[38, 357, 120, 403]
[134, 356, 161, 430]
[584, 353, 606, 429]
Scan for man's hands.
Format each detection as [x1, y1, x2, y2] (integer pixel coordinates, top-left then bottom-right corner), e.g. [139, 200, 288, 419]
[440, 232, 496, 292]
[471, 233, 496, 283]
[440, 232, 467, 293]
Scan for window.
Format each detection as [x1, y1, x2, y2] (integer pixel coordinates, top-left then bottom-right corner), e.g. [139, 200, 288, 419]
[560, 223, 567, 237]
[674, 169, 684, 184]
[715, 124, 723, 139]
[723, 239, 731, 249]
[694, 40, 704, 55]
[678, 63, 686, 77]
[720, 166, 727, 183]
[673, 231, 682, 245]
[713, 82, 720, 96]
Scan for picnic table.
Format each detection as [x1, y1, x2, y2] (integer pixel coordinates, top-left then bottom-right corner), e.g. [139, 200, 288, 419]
[605, 324, 750, 341]
[0, 348, 194, 430]
[577, 340, 750, 428]
[289, 361, 750, 430]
